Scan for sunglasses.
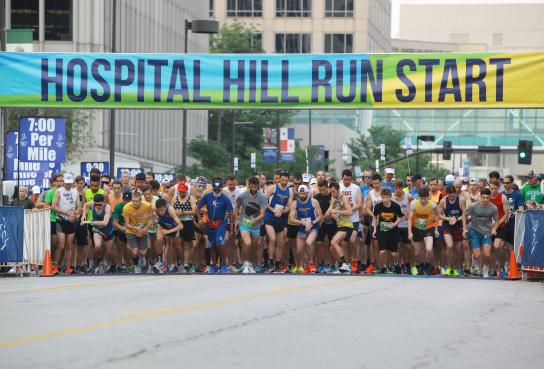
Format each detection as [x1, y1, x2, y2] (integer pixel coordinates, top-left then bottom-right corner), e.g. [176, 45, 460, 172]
[503, 181, 512, 185]
[95, 202, 104, 206]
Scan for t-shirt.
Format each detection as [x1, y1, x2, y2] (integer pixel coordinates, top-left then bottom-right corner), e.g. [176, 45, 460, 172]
[236, 190, 267, 229]
[44, 188, 57, 222]
[110, 195, 123, 211]
[520, 183, 543, 204]
[339, 183, 361, 223]
[373, 202, 403, 233]
[113, 201, 126, 227]
[382, 181, 394, 191]
[12, 197, 35, 210]
[359, 185, 371, 200]
[198, 192, 233, 222]
[465, 202, 499, 236]
[503, 190, 524, 228]
[85, 188, 105, 221]
[122, 201, 151, 237]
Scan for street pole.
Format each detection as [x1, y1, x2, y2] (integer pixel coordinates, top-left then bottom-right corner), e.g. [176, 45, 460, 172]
[0, 0, 6, 204]
[308, 109, 312, 147]
[231, 115, 235, 174]
[109, 0, 117, 178]
[416, 138, 420, 174]
[276, 111, 280, 168]
[181, 20, 189, 174]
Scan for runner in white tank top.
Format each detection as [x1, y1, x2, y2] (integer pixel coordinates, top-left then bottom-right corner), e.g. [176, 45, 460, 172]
[339, 170, 363, 271]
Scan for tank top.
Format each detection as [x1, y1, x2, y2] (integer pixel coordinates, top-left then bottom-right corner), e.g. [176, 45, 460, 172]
[173, 194, 193, 221]
[413, 199, 434, 230]
[296, 198, 316, 226]
[264, 184, 290, 222]
[368, 189, 382, 212]
[489, 193, 506, 228]
[332, 195, 352, 229]
[85, 188, 105, 221]
[393, 192, 410, 229]
[157, 205, 178, 230]
[444, 196, 463, 229]
[339, 183, 360, 222]
[92, 205, 113, 235]
[57, 187, 78, 221]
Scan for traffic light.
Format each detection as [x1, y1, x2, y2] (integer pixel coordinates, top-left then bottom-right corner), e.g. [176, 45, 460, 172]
[443, 140, 452, 160]
[517, 140, 533, 165]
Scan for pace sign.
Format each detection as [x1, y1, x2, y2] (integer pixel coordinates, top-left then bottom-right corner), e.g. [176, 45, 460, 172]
[19, 117, 66, 163]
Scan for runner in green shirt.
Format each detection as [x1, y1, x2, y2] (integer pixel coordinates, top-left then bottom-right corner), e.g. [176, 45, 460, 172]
[521, 171, 543, 208]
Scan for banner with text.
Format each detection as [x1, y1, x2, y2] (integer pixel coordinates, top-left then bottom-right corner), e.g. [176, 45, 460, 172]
[0, 52, 543, 109]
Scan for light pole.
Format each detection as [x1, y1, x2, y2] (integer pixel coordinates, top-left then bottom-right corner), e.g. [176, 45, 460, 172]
[232, 121, 253, 174]
[181, 19, 219, 174]
[416, 135, 435, 174]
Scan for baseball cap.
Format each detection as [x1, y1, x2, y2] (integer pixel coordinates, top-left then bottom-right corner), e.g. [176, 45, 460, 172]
[212, 177, 222, 191]
[309, 178, 317, 186]
[122, 190, 132, 202]
[31, 185, 41, 194]
[93, 193, 105, 203]
[527, 170, 537, 178]
[411, 174, 422, 181]
[177, 181, 188, 193]
[64, 173, 74, 184]
[298, 185, 310, 194]
[444, 174, 455, 185]
[385, 168, 395, 174]
[469, 178, 478, 185]
[196, 176, 207, 187]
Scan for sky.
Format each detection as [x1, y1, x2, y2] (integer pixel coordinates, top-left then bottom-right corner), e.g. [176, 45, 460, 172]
[391, 0, 544, 37]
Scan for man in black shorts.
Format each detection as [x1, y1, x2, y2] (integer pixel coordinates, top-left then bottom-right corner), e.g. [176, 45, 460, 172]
[314, 179, 335, 273]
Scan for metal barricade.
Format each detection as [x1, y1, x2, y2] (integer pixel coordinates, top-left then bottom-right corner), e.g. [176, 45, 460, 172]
[23, 209, 51, 267]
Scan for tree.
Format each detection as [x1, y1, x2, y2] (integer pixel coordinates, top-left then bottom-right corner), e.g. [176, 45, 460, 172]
[6, 108, 93, 163]
[209, 21, 263, 53]
[349, 127, 449, 180]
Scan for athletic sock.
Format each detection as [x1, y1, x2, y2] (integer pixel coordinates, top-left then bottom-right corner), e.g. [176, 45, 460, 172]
[339, 256, 346, 264]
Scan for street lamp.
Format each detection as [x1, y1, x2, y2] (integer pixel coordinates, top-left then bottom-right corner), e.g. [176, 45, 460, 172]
[232, 121, 253, 173]
[181, 19, 219, 174]
[416, 135, 435, 173]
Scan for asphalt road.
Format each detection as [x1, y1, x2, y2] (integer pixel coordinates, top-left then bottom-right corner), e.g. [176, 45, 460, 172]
[0, 274, 543, 369]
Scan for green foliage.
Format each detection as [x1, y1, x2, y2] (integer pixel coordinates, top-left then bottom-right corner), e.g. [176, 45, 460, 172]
[349, 127, 449, 180]
[209, 21, 262, 53]
[6, 108, 92, 162]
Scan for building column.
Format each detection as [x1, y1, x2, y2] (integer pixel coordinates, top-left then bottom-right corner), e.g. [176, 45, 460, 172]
[5, 0, 10, 29]
[38, 0, 44, 50]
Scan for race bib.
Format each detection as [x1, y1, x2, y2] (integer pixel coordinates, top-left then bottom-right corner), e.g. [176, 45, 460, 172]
[274, 204, 284, 211]
[416, 218, 427, 230]
[301, 217, 312, 225]
[379, 221, 390, 232]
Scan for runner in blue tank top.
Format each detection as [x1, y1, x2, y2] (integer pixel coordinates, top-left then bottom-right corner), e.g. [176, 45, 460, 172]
[289, 185, 323, 273]
[264, 170, 293, 272]
[81, 193, 115, 273]
[154, 198, 183, 273]
[438, 185, 467, 276]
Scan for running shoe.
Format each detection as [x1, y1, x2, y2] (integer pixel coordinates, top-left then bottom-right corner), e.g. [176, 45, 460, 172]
[152, 261, 163, 274]
[303, 266, 311, 274]
[208, 265, 218, 273]
[220, 264, 229, 273]
[445, 267, 452, 276]
[254, 265, 264, 273]
[116, 265, 127, 274]
[194, 265, 204, 273]
[411, 266, 418, 276]
[189, 265, 196, 274]
[279, 263, 289, 273]
[499, 266, 507, 279]
[358, 263, 366, 273]
[242, 262, 250, 274]
[432, 266, 441, 275]
[161, 265, 168, 274]
[134, 266, 142, 274]
[65, 266, 75, 275]
[471, 266, 481, 277]
[105, 265, 116, 274]
[330, 266, 340, 274]
[489, 269, 498, 277]
[324, 264, 332, 273]
[463, 268, 471, 276]
[440, 267, 447, 276]
[452, 269, 459, 277]
[351, 260, 358, 273]
[339, 263, 351, 273]
[228, 265, 240, 273]
[125, 266, 134, 274]
[178, 264, 187, 274]
[364, 264, 375, 274]
[394, 265, 402, 274]
[309, 263, 317, 273]
[379, 267, 387, 274]
[168, 265, 176, 273]
[297, 266, 305, 273]
[290, 265, 299, 274]
[52, 266, 59, 276]
[316, 263, 325, 273]
[386, 267, 394, 275]
[248, 263, 256, 274]
[482, 265, 489, 278]
[183, 265, 191, 274]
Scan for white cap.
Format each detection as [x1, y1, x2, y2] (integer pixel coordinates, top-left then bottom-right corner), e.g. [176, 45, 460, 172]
[31, 185, 41, 194]
[309, 178, 317, 186]
[385, 168, 395, 174]
[298, 185, 310, 194]
[445, 174, 455, 185]
[64, 173, 74, 184]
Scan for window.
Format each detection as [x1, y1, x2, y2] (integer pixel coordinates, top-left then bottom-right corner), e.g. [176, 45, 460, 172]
[449, 33, 469, 44]
[324, 34, 353, 53]
[210, 0, 214, 17]
[11, 0, 72, 41]
[250, 33, 263, 50]
[11, 0, 39, 41]
[275, 34, 311, 53]
[45, 0, 72, 41]
[325, 0, 353, 17]
[276, 0, 311, 17]
[227, 0, 262, 17]
[493, 33, 503, 46]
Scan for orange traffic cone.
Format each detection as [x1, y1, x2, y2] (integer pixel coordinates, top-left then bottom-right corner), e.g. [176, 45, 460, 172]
[507, 250, 521, 280]
[41, 250, 55, 277]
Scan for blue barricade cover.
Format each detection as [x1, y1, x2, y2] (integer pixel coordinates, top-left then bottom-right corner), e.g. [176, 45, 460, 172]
[522, 210, 544, 268]
[0, 206, 25, 263]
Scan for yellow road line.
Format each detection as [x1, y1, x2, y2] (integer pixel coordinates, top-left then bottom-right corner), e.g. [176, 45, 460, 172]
[0, 276, 369, 349]
[0, 275, 197, 295]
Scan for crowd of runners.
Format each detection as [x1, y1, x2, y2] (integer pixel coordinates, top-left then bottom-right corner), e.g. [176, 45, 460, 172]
[15, 166, 544, 277]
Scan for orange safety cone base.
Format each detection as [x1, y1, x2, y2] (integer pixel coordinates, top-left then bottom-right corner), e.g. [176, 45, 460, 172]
[507, 250, 521, 280]
[41, 249, 55, 277]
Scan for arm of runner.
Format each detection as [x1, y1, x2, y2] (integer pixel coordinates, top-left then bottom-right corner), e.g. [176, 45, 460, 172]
[163, 206, 183, 235]
[365, 196, 373, 217]
[342, 196, 353, 216]
[438, 198, 448, 222]
[284, 189, 294, 215]
[391, 205, 404, 229]
[288, 201, 301, 226]
[354, 188, 363, 212]
[407, 201, 415, 240]
[312, 198, 323, 225]
[372, 206, 378, 237]
[432, 203, 440, 238]
[491, 207, 500, 236]
[499, 195, 509, 227]
[50, 190, 63, 216]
